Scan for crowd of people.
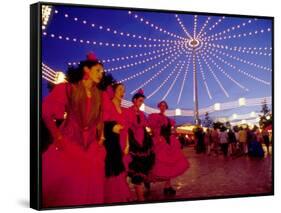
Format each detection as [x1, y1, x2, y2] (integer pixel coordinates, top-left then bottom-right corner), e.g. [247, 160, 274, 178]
[193, 125, 272, 158]
[41, 53, 189, 208]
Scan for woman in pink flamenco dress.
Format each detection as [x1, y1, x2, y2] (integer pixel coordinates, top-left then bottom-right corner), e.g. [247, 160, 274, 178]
[124, 89, 155, 201]
[102, 83, 132, 203]
[42, 53, 107, 208]
[147, 101, 189, 196]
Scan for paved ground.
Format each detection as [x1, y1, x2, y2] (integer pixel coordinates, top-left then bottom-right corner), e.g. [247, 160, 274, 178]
[129, 144, 273, 202]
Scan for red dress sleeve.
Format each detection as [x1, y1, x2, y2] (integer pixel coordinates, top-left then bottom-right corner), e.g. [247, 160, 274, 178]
[42, 83, 69, 138]
[169, 118, 176, 127]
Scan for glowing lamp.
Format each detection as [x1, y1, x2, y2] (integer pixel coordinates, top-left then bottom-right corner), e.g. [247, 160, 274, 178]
[214, 103, 221, 111]
[238, 97, 246, 106]
[175, 108, 182, 116]
[250, 111, 256, 117]
[55, 71, 66, 84]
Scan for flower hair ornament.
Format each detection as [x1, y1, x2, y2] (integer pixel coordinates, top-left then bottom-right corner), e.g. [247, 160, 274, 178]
[137, 89, 144, 95]
[86, 52, 97, 61]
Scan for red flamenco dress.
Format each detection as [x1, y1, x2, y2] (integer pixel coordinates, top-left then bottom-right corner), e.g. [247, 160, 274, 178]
[147, 113, 189, 182]
[42, 83, 106, 208]
[102, 90, 132, 203]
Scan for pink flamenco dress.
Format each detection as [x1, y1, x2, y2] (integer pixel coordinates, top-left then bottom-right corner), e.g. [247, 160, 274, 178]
[124, 106, 155, 185]
[42, 83, 106, 208]
[147, 113, 189, 182]
[102, 90, 132, 203]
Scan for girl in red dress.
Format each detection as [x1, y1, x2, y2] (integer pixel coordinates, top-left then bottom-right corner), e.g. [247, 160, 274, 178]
[147, 101, 189, 196]
[103, 83, 132, 203]
[42, 53, 107, 207]
[124, 90, 155, 201]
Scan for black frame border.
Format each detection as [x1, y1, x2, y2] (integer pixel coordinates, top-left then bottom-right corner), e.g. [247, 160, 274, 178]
[30, 1, 274, 210]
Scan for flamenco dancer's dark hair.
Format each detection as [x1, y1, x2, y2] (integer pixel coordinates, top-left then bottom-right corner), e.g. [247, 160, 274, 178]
[112, 82, 124, 91]
[98, 72, 116, 91]
[132, 89, 146, 101]
[66, 52, 116, 90]
[157, 100, 169, 109]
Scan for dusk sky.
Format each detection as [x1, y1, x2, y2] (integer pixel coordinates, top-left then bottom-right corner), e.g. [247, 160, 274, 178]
[41, 4, 272, 122]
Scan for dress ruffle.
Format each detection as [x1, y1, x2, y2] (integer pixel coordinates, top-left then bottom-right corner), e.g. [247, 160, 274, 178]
[147, 113, 189, 182]
[42, 140, 106, 207]
[104, 172, 133, 203]
[148, 135, 189, 182]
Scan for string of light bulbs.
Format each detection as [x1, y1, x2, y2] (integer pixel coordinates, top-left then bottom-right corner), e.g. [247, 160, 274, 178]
[199, 16, 226, 38]
[196, 16, 212, 39]
[43, 31, 175, 49]
[162, 59, 187, 100]
[205, 48, 271, 85]
[206, 53, 249, 91]
[54, 9, 184, 45]
[203, 27, 271, 42]
[207, 47, 272, 72]
[196, 54, 213, 99]
[146, 62, 182, 99]
[128, 11, 186, 40]
[177, 54, 192, 104]
[105, 46, 180, 72]
[129, 50, 184, 93]
[120, 49, 183, 84]
[204, 18, 257, 40]
[174, 14, 193, 40]
[205, 42, 272, 57]
[67, 45, 177, 66]
[200, 53, 230, 97]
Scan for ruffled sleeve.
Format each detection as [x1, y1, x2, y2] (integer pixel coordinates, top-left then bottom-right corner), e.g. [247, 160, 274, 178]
[147, 113, 161, 129]
[169, 118, 176, 127]
[42, 83, 69, 139]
